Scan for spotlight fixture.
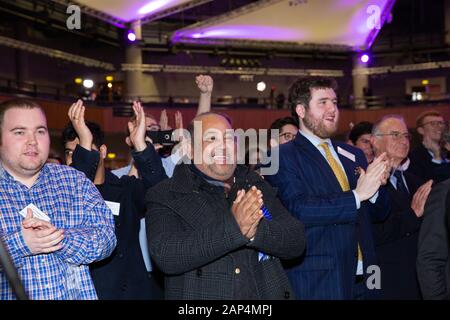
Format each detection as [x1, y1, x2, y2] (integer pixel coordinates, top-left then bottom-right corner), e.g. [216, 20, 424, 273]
[257, 81, 266, 92]
[360, 53, 370, 63]
[83, 79, 94, 89]
[127, 31, 136, 42]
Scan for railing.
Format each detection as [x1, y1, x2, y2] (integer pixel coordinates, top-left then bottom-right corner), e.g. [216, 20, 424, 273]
[0, 77, 75, 101]
[2, 76, 450, 111]
[352, 94, 450, 109]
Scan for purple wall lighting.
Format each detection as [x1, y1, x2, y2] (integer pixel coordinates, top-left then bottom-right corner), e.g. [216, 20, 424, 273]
[138, 0, 173, 15]
[172, 0, 396, 51]
[178, 25, 305, 42]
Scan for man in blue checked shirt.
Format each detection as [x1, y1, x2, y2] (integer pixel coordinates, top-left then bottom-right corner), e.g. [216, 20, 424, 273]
[0, 99, 116, 300]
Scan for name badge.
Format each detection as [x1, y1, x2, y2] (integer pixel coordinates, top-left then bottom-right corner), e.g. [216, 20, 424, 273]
[337, 146, 356, 162]
[19, 203, 51, 222]
[105, 201, 121, 216]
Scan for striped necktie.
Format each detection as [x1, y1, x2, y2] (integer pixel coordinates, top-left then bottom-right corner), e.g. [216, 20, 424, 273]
[320, 142, 363, 263]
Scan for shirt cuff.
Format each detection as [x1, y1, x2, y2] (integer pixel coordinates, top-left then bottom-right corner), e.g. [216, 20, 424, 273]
[3, 231, 33, 267]
[369, 191, 379, 203]
[352, 190, 361, 210]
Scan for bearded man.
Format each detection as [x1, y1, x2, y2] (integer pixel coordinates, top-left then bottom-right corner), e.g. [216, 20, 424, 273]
[266, 78, 390, 300]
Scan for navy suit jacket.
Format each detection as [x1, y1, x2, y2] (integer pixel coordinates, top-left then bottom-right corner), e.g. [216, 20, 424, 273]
[266, 132, 389, 300]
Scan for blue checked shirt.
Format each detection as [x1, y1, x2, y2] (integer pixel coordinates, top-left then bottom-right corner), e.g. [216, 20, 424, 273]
[0, 163, 116, 300]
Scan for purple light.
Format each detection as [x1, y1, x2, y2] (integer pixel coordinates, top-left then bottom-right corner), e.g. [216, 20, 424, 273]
[138, 0, 171, 15]
[360, 54, 370, 63]
[127, 31, 136, 42]
[176, 26, 304, 42]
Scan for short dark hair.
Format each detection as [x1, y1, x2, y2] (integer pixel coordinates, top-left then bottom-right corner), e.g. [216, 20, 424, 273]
[269, 117, 298, 140]
[61, 121, 105, 149]
[348, 121, 373, 144]
[288, 77, 338, 125]
[0, 99, 45, 140]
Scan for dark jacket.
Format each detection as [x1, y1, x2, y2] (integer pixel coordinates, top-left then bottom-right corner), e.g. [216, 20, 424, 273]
[417, 178, 450, 299]
[146, 164, 305, 300]
[266, 133, 390, 300]
[71, 145, 167, 299]
[372, 171, 424, 299]
[409, 144, 450, 183]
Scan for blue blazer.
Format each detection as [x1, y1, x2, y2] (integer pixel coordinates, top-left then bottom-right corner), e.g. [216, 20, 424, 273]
[266, 132, 389, 300]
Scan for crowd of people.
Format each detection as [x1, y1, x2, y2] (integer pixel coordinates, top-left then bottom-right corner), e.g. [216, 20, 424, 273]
[0, 75, 450, 300]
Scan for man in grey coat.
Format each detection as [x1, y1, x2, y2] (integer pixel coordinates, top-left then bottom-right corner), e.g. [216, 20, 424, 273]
[146, 112, 305, 300]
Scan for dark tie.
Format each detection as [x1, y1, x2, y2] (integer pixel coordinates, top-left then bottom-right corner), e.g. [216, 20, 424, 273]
[393, 170, 410, 199]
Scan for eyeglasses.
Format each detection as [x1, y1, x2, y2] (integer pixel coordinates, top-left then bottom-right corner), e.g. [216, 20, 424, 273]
[279, 132, 296, 141]
[421, 120, 448, 128]
[375, 131, 411, 141]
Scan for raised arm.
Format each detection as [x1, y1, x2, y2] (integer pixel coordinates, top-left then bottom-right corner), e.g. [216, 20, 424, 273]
[195, 74, 213, 115]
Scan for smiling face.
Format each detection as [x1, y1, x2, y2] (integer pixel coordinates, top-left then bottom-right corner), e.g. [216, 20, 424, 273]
[193, 114, 236, 181]
[418, 115, 446, 143]
[0, 107, 50, 183]
[372, 118, 410, 166]
[296, 88, 339, 139]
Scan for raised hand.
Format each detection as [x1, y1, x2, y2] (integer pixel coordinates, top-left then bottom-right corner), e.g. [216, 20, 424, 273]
[196, 75, 213, 94]
[22, 209, 64, 254]
[380, 155, 394, 185]
[231, 186, 264, 239]
[68, 99, 92, 150]
[411, 180, 433, 217]
[355, 152, 388, 201]
[175, 110, 184, 130]
[127, 101, 147, 152]
[159, 109, 171, 130]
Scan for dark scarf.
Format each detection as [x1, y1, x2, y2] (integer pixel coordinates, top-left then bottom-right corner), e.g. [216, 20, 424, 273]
[188, 164, 235, 191]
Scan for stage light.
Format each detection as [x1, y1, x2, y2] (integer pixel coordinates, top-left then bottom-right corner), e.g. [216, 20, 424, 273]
[83, 79, 94, 89]
[106, 75, 113, 82]
[74, 78, 82, 84]
[107, 83, 113, 88]
[422, 79, 429, 85]
[127, 31, 136, 42]
[257, 81, 266, 92]
[360, 54, 370, 63]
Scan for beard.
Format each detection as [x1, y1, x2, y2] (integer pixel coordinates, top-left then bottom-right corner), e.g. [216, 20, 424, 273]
[303, 112, 338, 139]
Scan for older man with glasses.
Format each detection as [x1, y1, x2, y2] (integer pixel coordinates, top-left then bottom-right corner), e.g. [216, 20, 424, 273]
[370, 114, 433, 299]
[409, 110, 450, 183]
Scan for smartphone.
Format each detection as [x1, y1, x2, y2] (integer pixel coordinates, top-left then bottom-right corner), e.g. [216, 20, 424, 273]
[146, 129, 175, 146]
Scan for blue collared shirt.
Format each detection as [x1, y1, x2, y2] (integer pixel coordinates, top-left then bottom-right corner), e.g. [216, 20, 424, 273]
[0, 163, 116, 300]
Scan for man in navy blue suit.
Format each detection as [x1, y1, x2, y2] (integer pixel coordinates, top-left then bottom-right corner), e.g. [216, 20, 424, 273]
[266, 77, 390, 300]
